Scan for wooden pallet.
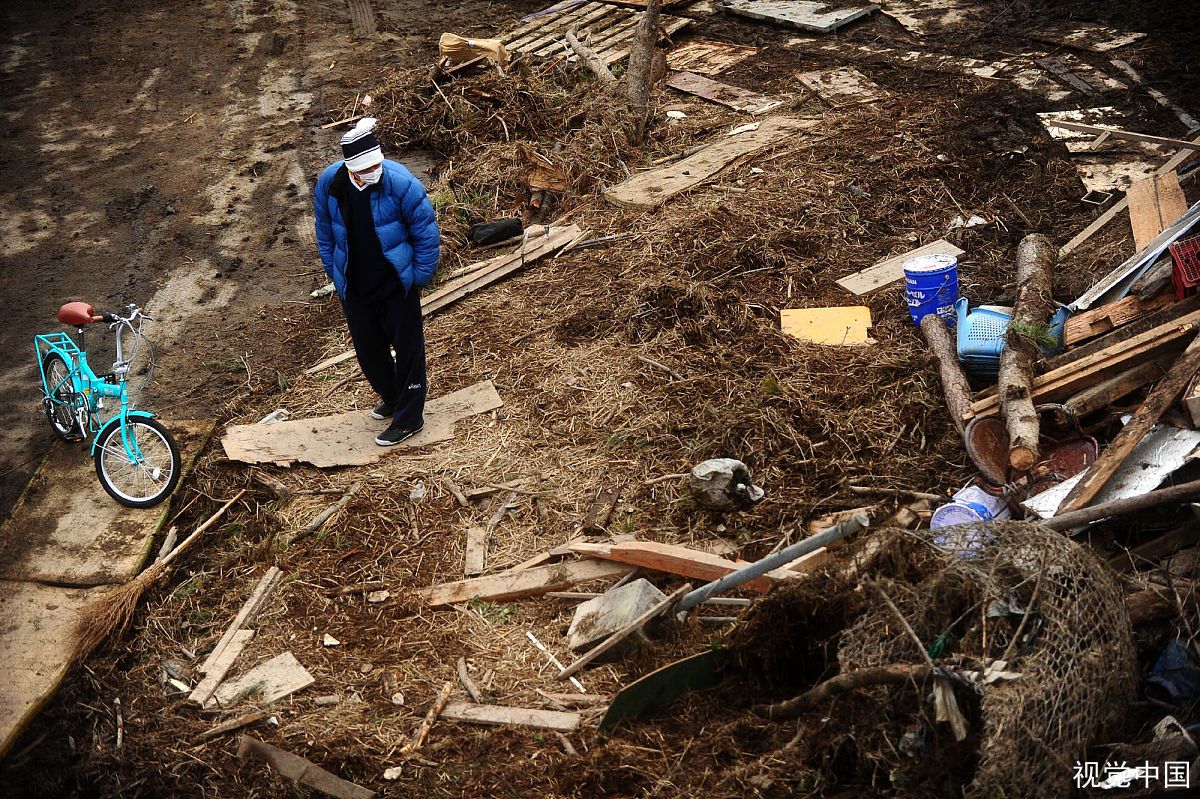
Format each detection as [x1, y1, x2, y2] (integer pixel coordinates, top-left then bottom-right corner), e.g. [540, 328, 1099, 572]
[448, 1, 692, 73]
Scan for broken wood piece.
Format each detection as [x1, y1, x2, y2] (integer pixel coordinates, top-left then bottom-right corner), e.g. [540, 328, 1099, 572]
[536, 691, 608, 707]
[1064, 357, 1172, 417]
[287, 481, 364, 545]
[1000, 234, 1056, 471]
[463, 526, 488, 577]
[190, 566, 284, 705]
[237, 735, 377, 799]
[399, 681, 454, 756]
[564, 26, 615, 82]
[797, 66, 887, 106]
[416, 559, 632, 607]
[1058, 340, 1200, 513]
[1110, 59, 1200, 133]
[603, 116, 816, 209]
[579, 485, 622, 533]
[1047, 120, 1200, 153]
[441, 702, 580, 731]
[781, 306, 873, 346]
[1046, 293, 1200, 372]
[836, 239, 963, 296]
[920, 314, 973, 434]
[209, 652, 315, 708]
[456, 658, 483, 703]
[666, 39, 756, 75]
[1108, 525, 1199, 573]
[1044, 480, 1200, 532]
[1064, 293, 1175, 346]
[442, 477, 470, 508]
[665, 71, 780, 114]
[1128, 171, 1189, 251]
[723, 0, 876, 33]
[567, 541, 775, 592]
[155, 526, 179, 563]
[191, 711, 268, 744]
[559, 584, 690, 680]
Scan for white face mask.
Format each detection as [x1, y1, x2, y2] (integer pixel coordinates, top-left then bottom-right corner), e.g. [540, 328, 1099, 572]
[352, 165, 382, 188]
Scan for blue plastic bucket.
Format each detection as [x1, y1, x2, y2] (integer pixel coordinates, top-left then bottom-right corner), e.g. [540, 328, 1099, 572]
[904, 254, 959, 325]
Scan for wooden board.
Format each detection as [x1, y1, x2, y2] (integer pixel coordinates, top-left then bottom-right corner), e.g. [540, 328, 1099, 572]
[1035, 55, 1126, 94]
[797, 67, 888, 107]
[1064, 294, 1174, 346]
[441, 702, 580, 731]
[723, 1, 877, 33]
[209, 652, 315, 708]
[189, 629, 255, 706]
[807, 41, 1007, 80]
[221, 380, 502, 468]
[416, 558, 631, 607]
[604, 116, 816, 209]
[666, 39, 757, 75]
[836, 239, 964, 295]
[781, 307, 874, 346]
[877, 0, 978, 36]
[190, 567, 283, 705]
[449, 1, 692, 72]
[664, 71, 780, 114]
[1045, 293, 1200, 371]
[1128, 172, 1189, 250]
[599, 649, 730, 730]
[568, 541, 776, 592]
[1032, 24, 1147, 53]
[464, 526, 487, 577]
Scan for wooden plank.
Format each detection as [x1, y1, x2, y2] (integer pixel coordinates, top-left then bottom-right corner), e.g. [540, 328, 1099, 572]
[1064, 293, 1175, 346]
[836, 239, 963, 295]
[1058, 340, 1200, 513]
[1065, 357, 1171, 417]
[190, 630, 255, 706]
[416, 559, 631, 607]
[781, 306, 874, 346]
[797, 66, 887, 107]
[191, 711, 268, 744]
[604, 116, 815, 209]
[441, 702, 580, 731]
[190, 566, 283, 704]
[210, 652, 315, 708]
[568, 541, 775, 592]
[723, 0, 877, 33]
[664, 71, 780, 114]
[1128, 171, 1189, 250]
[1049, 120, 1199, 152]
[518, 4, 617, 55]
[602, 17, 691, 66]
[464, 526, 487, 577]
[1032, 25, 1147, 53]
[968, 314, 1200, 419]
[666, 40, 757, 76]
[237, 735, 376, 799]
[1045, 293, 1200, 372]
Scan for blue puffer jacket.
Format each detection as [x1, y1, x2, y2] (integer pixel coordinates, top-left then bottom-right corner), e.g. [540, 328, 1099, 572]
[313, 160, 441, 298]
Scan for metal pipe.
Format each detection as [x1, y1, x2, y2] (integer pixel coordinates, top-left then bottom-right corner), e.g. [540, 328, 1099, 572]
[677, 514, 870, 613]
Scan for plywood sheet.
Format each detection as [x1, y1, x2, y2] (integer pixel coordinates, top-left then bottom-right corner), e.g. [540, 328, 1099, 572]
[805, 41, 1007, 79]
[836, 239, 964, 295]
[209, 652, 315, 708]
[797, 66, 887, 107]
[878, 0, 979, 35]
[781, 307, 874, 346]
[0, 580, 108, 757]
[664, 71, 780, 114]
[603, 116, 816, 209]
[1035, 54, 1126, 94]
[724, 1, 877, 33]
[221, 381, 502, 468]
[0, 420, 214, 586]
[1032, 25, 1147, 54]
[666, 39, 757, 75]
[1127, 171, 1189, 250]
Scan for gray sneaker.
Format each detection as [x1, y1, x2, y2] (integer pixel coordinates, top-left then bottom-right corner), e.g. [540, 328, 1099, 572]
[375, 422, 422, 447]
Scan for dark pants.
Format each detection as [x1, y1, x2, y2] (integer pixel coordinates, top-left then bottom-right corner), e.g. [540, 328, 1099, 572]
[341, 288, 426, 428]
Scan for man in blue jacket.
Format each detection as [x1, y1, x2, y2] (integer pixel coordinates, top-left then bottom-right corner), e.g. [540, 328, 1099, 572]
[313, 117, 441, 446]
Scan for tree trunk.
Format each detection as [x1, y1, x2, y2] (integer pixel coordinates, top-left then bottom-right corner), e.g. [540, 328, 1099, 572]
[999, 234, 1055, 471]
[625, 0, 663, 142]
[920, 314, 973, 434]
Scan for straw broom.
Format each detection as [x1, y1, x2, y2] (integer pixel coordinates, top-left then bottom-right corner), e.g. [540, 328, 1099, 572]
[75, 489, 247, 657]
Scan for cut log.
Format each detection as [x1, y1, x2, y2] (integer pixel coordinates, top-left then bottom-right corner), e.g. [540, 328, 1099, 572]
[441, 702, 581, 731]
[568, 540, 776, 592]
[237, 735, 376, 799]
[920, 314, 973, 434]
[999, 235, 1056, 470]
[1058, 344, 1200, 514]
[1064, 357, 1172, 417]
[416, 559, 631, 607]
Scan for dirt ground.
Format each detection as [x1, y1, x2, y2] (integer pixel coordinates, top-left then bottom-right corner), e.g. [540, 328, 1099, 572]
[2, 0, 1199, 797]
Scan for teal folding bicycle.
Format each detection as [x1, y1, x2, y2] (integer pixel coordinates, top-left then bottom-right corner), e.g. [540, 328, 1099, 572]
[35, 301, 181, 508]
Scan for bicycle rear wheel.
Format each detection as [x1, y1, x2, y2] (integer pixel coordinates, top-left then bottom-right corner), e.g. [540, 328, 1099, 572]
[42, 352, 82, 441]
[93, 417, 181, 508]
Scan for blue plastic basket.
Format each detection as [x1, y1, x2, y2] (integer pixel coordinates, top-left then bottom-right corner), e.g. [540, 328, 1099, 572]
[956, 298, 1009, 373]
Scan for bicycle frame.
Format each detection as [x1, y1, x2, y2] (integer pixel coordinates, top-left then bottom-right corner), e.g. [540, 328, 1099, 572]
[35, 319, 148, 463]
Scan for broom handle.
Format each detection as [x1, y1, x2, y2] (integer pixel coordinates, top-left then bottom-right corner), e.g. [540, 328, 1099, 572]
[158, 489, 247, 568]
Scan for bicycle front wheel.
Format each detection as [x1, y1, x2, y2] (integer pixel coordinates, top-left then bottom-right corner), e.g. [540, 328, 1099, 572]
[93, 417, 181, 508]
